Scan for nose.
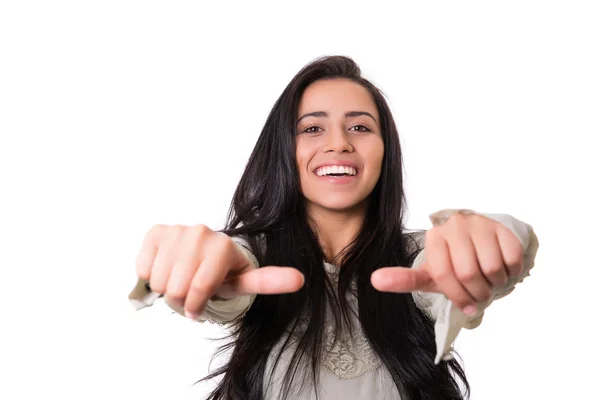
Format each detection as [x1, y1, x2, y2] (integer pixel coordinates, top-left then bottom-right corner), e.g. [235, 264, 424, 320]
[323, 126, 353, 153]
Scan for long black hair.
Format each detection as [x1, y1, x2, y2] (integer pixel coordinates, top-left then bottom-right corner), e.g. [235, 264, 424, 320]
[198, 55, 470, 399]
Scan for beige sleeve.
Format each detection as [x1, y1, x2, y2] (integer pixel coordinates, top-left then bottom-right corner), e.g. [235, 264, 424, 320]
[128, 237, 260, 325]
[410, 209, 539, 364]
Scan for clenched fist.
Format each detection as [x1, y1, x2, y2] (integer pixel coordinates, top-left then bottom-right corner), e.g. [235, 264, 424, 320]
[135, 224, 305, 320]
[371, 212, 524, 316]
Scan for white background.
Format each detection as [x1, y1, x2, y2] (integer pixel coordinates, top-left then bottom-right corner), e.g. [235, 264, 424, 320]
[1, 1, 599, 399]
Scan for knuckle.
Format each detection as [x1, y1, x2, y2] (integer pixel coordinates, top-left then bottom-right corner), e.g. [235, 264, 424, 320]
[189, 281, 216, 296]
[504, 250, 523, 267]
[166, 278, 189, 299]
[155, 225, 184, 246]
[188, 227, 204, 245]
[135, 254, 152, 280]
[425, 227, 442, 245]
[213, 234, 233, 253]
[165, 288, 186, 304]
[507, 261, 523, 277]
[447, 212, 468, 227]
[451, 296, 471, 309]
[148, 277, 166, 294]
[473, 214, 490, 227]
[193, 224, 210, 237]
[174, 224, 186, 231]
[189, 225, 213, 246]
[168, 224, 186, 237]
[482, 261, 505, 275]
[189, 225, 219, 250]
[143, 224, 166, 244]
[164, 295, 184, 309]
[429, 267, 450, 282]
[476, 288, 493, 302]
[149, 223, 167, 235]
[484, 291, 494, 302]
[136, 266, 151, 281]
[456, 268, 478, 283]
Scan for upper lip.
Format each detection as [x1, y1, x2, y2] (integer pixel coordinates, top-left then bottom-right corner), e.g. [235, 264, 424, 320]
[313, 161, 360, 173]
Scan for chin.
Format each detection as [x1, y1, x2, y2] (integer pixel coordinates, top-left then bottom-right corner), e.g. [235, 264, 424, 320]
[312, 195, 370, 213]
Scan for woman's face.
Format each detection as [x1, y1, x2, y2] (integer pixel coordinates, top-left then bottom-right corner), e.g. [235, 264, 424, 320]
[296, 78, 384, 213]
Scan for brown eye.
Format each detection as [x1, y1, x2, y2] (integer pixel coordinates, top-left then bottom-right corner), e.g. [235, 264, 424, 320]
[350, 124, 370, 132]
[303, 126, 322, 134]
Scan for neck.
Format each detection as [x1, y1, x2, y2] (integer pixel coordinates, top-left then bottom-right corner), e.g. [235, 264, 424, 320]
[306, 200, 369, 266]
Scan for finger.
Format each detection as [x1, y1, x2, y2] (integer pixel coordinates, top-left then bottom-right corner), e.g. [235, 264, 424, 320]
[181, 233, 251, 316]
[164, 229, 205, 308]
[135, 224, 164, 281]
[426, 230, 477, 312]
[148, 225, 184, 294]
[218, 266, 305, 297]
[183, 251, 231, 318]
[447, 233, 492, 302]
[182, 232, 258, 318]
[472, 230, 508, 288]
[496, 224, 524, 278]
[370, 267, 432, 293]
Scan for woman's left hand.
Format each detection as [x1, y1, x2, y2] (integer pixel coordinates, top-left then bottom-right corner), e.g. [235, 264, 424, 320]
[371, 213, 524, 316]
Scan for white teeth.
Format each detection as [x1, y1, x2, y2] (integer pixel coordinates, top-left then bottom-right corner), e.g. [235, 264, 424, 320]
[315, 165, 357, 176]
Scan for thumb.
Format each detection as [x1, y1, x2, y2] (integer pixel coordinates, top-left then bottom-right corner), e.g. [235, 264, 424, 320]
[371, 266, 433, 293]
[217, 266, 305, 298]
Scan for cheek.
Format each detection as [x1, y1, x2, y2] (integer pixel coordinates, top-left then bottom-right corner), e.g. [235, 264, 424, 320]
[366, 139, 385, 177]
[376, 145, 384, 173]
[295, 141, 311, 179]
[295, 142, 304, 170]
[296, 137, 320, 169]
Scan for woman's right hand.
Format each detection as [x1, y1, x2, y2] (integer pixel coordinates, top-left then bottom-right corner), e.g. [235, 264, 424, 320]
[135, 224, 305, 320]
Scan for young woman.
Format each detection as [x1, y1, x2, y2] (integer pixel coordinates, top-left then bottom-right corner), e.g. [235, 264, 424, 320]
[129, 56, 539, 400]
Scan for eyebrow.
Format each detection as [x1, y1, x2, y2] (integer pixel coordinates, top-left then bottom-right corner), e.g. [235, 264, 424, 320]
[296, 111, 378, 125]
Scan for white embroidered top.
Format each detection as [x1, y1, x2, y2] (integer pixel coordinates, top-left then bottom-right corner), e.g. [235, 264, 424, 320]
[129, 209, 539, 399]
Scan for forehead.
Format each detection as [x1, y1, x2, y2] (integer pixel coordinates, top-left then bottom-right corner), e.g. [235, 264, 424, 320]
[297, 78, 378, 116]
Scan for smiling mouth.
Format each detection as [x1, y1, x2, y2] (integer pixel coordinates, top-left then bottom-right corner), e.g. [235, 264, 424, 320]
[314, 165, 358, 177]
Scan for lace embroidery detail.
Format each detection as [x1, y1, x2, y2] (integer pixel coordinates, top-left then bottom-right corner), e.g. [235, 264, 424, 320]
[290, 263, 381, 380]
[321, 318, 381, 379]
